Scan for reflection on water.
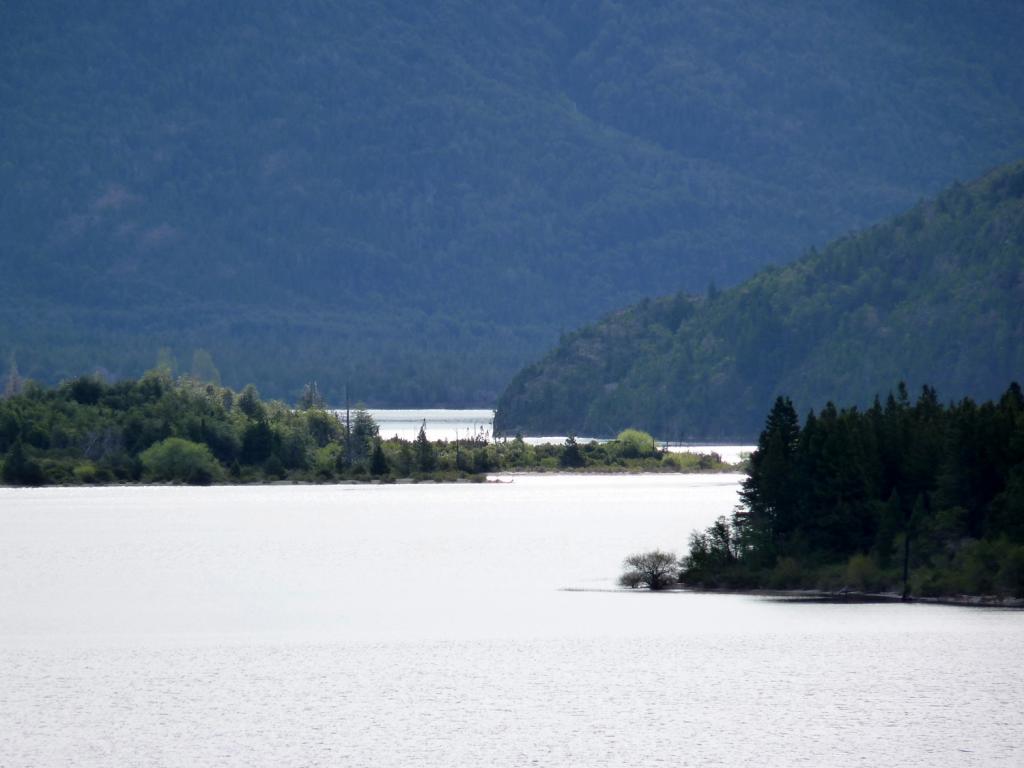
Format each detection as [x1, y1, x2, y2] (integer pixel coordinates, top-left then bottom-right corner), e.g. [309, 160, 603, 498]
[0, 477, 1021, 767]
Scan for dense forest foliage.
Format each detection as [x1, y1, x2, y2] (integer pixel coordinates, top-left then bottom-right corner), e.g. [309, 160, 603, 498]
[0, 373, 734, 486]
[3, 1, 1024, 404]
[496, 159, 1024, 440]
[680, 384, 1024, 599]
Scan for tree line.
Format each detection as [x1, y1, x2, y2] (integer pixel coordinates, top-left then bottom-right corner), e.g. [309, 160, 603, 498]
[680, 383, 1024, 598]
[0, 373, 735, 486]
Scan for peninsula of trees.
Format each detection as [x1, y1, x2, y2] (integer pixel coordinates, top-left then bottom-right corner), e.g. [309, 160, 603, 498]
[495, 159, 1024, 440]
[680, 384, 1024, 599]
[0, 374, 736, 486]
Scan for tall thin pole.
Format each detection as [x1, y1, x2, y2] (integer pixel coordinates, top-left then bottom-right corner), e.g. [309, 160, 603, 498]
[901, 528, 910, 601]
[345, 383, 352, 468]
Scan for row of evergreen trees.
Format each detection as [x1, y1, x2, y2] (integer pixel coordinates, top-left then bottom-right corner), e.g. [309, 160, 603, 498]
[682, 383, 1024, 598]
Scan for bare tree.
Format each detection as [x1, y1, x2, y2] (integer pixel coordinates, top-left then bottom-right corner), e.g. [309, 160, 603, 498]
[3, 353, 23, 399]
[619, 550, 679, 590]
[299, 380, 325, 410]
[81, 427, 124, 461]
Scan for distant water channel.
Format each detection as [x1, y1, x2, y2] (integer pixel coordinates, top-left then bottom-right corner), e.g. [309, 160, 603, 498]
[358, 408, 754, 463]
[1, 476, 1021, 766]
[363, 408, 497, 442]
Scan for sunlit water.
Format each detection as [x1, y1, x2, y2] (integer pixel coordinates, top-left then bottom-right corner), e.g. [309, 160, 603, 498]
[1, 476, 1021, 766]
[360, 408, 496, 443]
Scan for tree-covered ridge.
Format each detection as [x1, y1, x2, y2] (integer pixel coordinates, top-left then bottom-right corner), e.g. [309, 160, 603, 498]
[681, 384, 1024, 599]
[495, 159, 1024, 440]
[0, 374, 735, 486]
[3, 1, 1024, 404]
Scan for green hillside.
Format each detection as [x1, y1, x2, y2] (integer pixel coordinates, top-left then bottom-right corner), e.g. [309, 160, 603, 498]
[494, 160, 1024, 439]
[3, 1, 1024, 404]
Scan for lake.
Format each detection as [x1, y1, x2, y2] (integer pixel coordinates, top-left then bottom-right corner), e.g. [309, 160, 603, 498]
[362, 408, 497, 443]
[1, 476, 1021, 766]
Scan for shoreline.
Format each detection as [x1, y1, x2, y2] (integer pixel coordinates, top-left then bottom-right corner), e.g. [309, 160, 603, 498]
[0, 467, 745, 489]
[671, 585, 1024, 609]
[561, 585, 1024, 607]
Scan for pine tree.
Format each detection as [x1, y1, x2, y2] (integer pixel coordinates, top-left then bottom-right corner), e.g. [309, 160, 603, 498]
[560, 435, 585, 468]
[349, 407, 378, 464]
[369, 439, 389, 476]
[415, 422, 436, 472]
[237, 384, 264, 420]
[737, 396, 800, 564]
[2, 440, 46, 486]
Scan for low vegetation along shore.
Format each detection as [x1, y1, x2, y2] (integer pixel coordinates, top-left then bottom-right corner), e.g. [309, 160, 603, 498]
[0, 373, 738, 487]
[621, 384, 1024, 601]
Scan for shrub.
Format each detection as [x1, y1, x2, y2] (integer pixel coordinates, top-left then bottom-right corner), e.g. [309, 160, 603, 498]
[954, 539, 1002, 595]
[140, 437, 222, 485]
[618, 571, 644, 589]
[910, 566, 951, 597]
[313, 445, 339, 478]
[995, 545, 1024, 597]
[697, 451, 723, 470]
[615, 429, 657, 459]
[844, 553, 887, 592]
[661, 452, 699, 471]
[768, 557, 804, 589]
[263, 454, 286, 479]
[620, 550, 678, 590]
[73, 462, 99, 484]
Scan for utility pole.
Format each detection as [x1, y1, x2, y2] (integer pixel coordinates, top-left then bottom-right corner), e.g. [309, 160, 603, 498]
[901, 524, 911, 601]
[345, 383, 352, 468]
[901, 492, 928, 601]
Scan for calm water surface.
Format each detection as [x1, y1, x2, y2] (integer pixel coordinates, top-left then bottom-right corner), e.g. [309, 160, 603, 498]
[1, 476, 1021, 766]
[361, 408, 496, 442]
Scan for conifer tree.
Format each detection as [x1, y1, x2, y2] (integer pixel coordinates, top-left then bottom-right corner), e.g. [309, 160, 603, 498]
[2, 440, 45, 486]
[415, 422, 436, 472]
[738, 396, 800, 563]
[369, 439, 389, 476]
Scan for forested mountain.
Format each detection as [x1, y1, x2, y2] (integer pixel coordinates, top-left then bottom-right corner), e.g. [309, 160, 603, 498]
[3, 1, 1024, 404]
[494, 160, 1024, 440]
